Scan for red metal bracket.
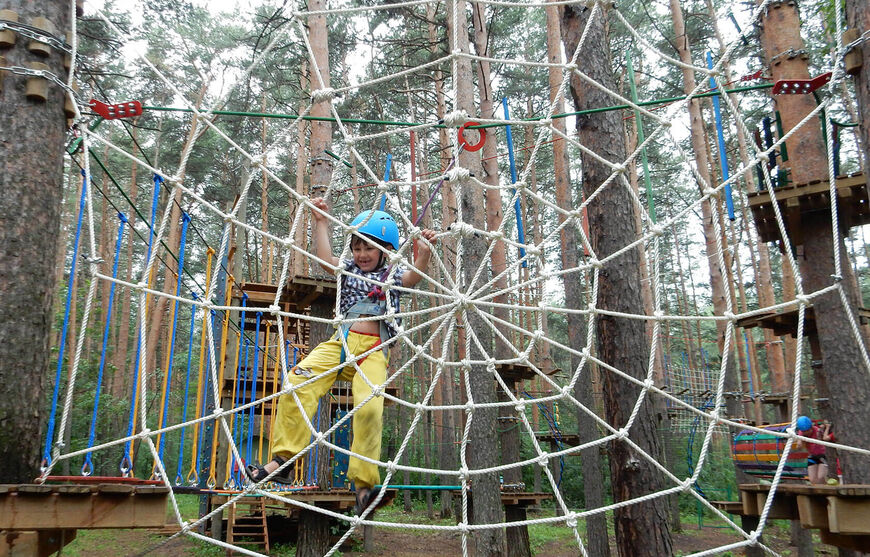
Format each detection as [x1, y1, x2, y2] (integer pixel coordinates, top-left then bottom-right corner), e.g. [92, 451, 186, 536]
[772, 72, 832, 95]
[89, 99, 143, 119]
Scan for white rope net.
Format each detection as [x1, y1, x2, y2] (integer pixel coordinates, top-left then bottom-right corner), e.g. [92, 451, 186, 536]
[37, 0, 870, 555]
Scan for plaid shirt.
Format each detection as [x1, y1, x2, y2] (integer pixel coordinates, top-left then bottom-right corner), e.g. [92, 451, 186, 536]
[338, 259, 406, 338]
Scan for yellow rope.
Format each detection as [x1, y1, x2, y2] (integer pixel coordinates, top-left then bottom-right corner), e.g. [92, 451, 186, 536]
[186, 247, 214, 484]
[207, 274, 234, 489]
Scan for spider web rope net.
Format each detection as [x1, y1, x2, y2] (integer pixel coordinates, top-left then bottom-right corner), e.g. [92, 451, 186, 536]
[35, 0, 870, 555]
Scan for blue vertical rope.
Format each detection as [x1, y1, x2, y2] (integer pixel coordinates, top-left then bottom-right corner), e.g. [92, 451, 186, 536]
[246, 312, 264, 466]
[230, 294, 248, 487]
[43, 170, 89, 468]
[707, 52, 735, 220]
[81, 213, 127, 476]
[235, 339, 251, 487]
[156, 213, 191, 467]
[380, 154, 392, 211]
[119, 173, 162, 475]
[176, 295, 199, 485]
[501, 98, 528, 268]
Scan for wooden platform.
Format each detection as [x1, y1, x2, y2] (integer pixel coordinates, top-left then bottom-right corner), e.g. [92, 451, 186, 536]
[207, 488, 374, 516]
[732, 483, 870, 551]
[238, 276, 337, 312]
[737, 305, 870, 339]
[495, 362, 556, 384]
[535, 433, 580, 447]
[747, 172, 870, 246]
[0, 483, 169, 531]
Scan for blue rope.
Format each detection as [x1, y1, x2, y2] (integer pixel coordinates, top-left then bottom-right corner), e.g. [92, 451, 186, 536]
[246, 312, 263, 467]
[119, 174, 162, 475]
[522, 391, 565, 487]
[706, 52, 735, 220]
[156, 213, 191, 466]
[379, 154, 392, 210]
[81, 213, 127, 476]
[176, 294, 199, 485]
[229, 294, 248, 488]
[501, 98, 528, 268]
[43, 170, 89, 468]
[234, 339, 251, 488]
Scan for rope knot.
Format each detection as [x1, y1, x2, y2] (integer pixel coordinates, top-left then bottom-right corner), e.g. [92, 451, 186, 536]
[643, 378, 655, 390]
[386, 460, 397, 473]
[537, 452, 550, 467]
[445, 166, 471, 183]
[565, 514, 578, 529]
[311, 88, 336, 104]
[702, 186, 718, 198]
[458, 467, 469, 482]
[443, 110, 468, 128]
[796, 294, 810, 305]
[650, 224, 664, 237]
[615, 427, 628, 439]
[268, 304, 280, 315]
[449, 221, 476, 237]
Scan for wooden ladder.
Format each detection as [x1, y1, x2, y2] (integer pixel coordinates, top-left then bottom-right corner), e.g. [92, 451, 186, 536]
[225, 496, 270, 555]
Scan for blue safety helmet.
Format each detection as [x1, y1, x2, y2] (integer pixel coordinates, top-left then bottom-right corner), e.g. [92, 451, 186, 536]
[350, 210, 400, 250]
[796, 415, 813, 432]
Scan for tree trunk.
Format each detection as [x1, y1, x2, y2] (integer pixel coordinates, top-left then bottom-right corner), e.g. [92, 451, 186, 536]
[113, 123, 139, 401]
[758, 0, 870, 483]
[448, 0, 505, 554]
[562, 5, 672, 556]
[428, 2, 456, 519]
[308, 0, 333, 199]
[0, 0, 71, 483]
[548, 2, 610, 553]
[845, 1, 869, 169]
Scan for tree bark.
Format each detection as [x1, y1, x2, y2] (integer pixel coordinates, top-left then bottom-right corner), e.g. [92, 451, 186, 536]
[845, 0, 869, 169]
[563, 5, 672, 556]
[549, 2, 610, 553]
[0, 0, 70, 483]
[758, 0, 870, 484]
[448, 0, 505, 554]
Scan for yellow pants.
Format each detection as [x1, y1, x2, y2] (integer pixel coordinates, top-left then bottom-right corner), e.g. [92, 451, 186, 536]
[270, 330, 386, 489]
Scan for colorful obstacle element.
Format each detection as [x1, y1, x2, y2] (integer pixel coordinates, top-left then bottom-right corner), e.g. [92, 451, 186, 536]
[732, 422, 808, 480]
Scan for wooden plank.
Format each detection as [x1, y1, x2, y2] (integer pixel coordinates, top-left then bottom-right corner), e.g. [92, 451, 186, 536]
[711, 500, 745, 515]
[0, 485, 169, 530]
[741, 489, 759, 516]
[827, 496, 870, 534]
[819, 530, 870, 552]
[755, 492, 799, 520]
[796, 494, 829, 529]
